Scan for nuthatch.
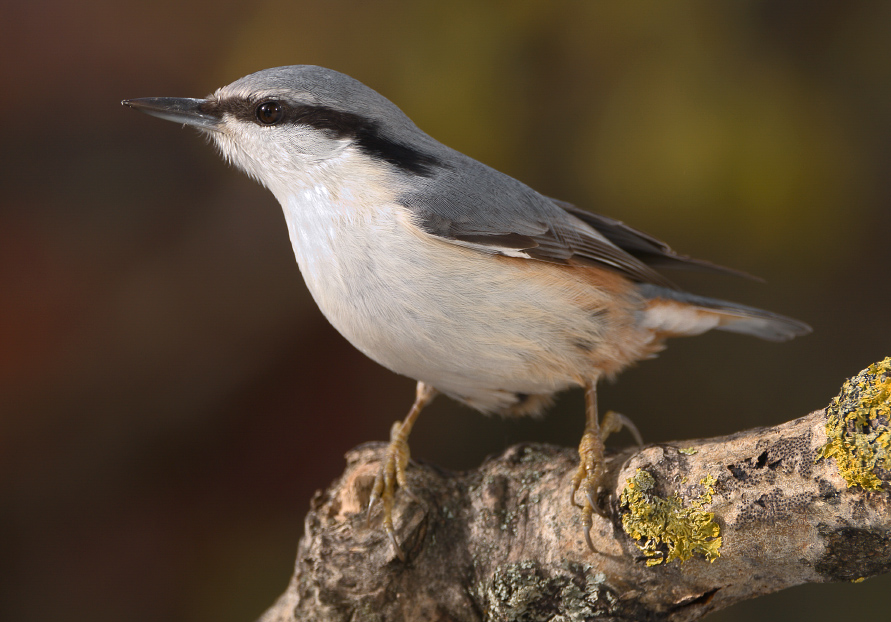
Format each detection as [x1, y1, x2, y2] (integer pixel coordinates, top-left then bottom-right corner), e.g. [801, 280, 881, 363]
[124, 66, 810, 558]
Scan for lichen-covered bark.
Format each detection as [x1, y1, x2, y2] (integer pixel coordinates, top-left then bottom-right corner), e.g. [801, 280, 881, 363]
[258, 360, 891, 622]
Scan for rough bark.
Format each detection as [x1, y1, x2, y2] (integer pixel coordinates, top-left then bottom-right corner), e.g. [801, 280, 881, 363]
[258, 360, 891, 622]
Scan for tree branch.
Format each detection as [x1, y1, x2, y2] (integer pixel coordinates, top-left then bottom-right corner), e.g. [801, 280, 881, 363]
[258, 359, 891, 622]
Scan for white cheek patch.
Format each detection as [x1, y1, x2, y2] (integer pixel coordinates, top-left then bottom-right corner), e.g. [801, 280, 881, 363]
[211, 117, 352, 188]
[289, 128, 351, 157]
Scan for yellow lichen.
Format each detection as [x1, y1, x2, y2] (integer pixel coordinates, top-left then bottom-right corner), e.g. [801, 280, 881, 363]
[679, 448, 698, 455]
[816, 358, 891, 490]
[619, 469, 722, 566]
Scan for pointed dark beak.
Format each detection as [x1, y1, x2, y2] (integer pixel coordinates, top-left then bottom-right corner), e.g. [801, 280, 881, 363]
[121, 97, 221, 131]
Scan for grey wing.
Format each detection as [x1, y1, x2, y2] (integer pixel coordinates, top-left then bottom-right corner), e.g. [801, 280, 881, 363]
[399, 154, 679, 288]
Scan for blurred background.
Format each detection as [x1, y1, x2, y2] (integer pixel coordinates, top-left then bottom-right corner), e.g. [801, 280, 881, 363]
[1, 1, 889, 621]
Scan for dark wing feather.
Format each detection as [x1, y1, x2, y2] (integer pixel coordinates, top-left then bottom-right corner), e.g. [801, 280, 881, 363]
[551, 199, 758, 280]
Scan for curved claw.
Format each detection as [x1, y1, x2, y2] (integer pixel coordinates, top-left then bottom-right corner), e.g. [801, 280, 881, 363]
[586, 490, 598, 514]
[387, 526, 406, 562]
[366, 497, 377, 526]
[366, 476, 382, 525]
[582, 513, 595, 552]
[584, 528, 595, 552]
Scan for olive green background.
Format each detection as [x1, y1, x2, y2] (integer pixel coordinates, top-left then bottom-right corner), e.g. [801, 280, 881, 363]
[2, 2, 889, 621]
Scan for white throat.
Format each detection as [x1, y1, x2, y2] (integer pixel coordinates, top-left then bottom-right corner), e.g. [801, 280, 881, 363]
[270, 147, 406, 296]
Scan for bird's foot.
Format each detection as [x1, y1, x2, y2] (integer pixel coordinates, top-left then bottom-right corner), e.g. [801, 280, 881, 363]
[570, 430, 608, 551]
[601, 410, 643, 447]
[367, 420, 414, 561]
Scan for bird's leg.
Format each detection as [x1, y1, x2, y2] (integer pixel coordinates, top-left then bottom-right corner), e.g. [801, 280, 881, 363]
[367, 381, 437, 560]
[570, 380, 608, 551]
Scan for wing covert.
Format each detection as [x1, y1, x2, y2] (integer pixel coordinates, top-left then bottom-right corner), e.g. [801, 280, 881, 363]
[399, 151, 678, 288]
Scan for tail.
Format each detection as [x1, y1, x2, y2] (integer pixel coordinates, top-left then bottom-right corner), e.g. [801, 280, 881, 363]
[638, 284, 812, 342]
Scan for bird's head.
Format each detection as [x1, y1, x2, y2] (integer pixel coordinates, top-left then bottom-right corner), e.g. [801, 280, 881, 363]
[123, 65, 443, 197]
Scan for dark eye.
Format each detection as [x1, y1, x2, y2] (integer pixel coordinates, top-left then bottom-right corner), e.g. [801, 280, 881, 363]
[256, 101, 284, 125]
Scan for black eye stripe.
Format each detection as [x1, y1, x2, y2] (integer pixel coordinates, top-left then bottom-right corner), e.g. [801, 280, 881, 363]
[199, 97, 444, 176]
[203, 98, 373, 137]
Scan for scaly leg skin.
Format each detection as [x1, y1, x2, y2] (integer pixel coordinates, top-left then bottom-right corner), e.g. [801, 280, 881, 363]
[367, 381, 437, 561]
[570, 387, 645, 551]
[570, 381, 608, 552]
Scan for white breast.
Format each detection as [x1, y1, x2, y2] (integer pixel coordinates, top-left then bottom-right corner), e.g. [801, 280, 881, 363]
[269, 148, 640, 412]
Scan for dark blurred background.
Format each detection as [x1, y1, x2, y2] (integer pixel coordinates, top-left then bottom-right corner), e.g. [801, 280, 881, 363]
[1, 1, 889, 621]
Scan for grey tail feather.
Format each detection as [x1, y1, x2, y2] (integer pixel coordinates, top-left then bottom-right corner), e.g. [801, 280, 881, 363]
[639, 284, 812, 342]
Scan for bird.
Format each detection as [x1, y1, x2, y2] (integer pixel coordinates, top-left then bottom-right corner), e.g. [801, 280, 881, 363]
[123, 65, 811, 559]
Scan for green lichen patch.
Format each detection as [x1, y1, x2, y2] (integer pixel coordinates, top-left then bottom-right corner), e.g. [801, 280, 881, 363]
[816, 358, 891, 491]
[619, 469, 722, 567]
